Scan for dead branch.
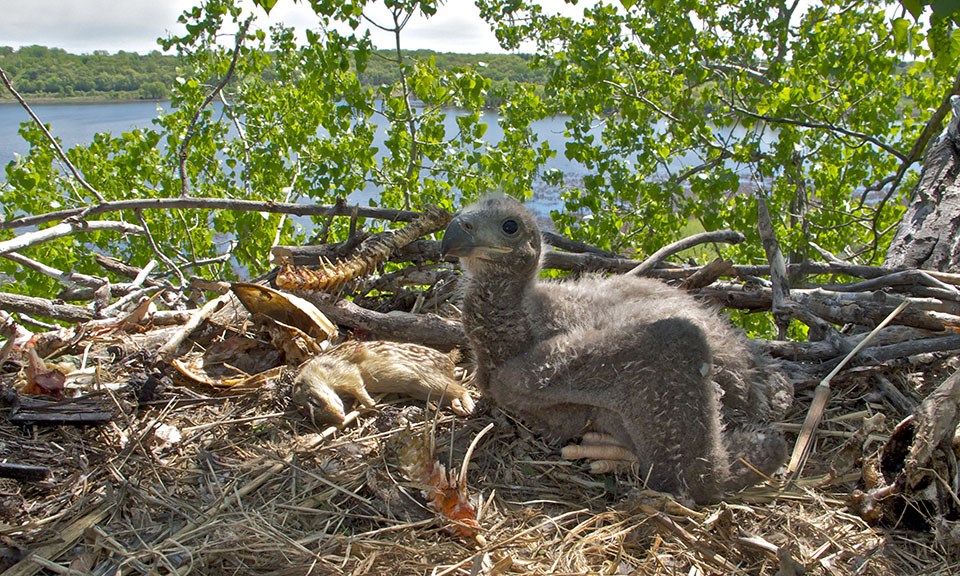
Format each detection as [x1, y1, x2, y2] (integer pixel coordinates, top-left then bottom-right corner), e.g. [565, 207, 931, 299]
[271, 232, 370, 267]
[873, 374, 917, 417]
[853, 367, 960, 543]
[0, 198, 423, 233]
[95, 254, 150, 280]
[0, 463, 51, 482]
[2, 251, 106, 289]
[158, 293, 234, 361]
[134, 210, 185, 288]
[793, 291, 959, 332]
[542, 231, 619, 258]
[680, 258, 735, 290]
[698, 283, 960, 331]
[59, 282, 147, 302]
[629, 229, 745, 277]
[0, 292, 95, 323]
[178, 19, 250, 198]
[856, 333, 960, 364]
[303, 293, 467, 350]
[762, 325, 945, 362]
[545, 249, 642, 275]
[0, 64, 106, 202]
[821, 269, 959, 298]
[902, 368, 960, 488]
[280, 235, 960, 288]
[756, 194, 792, 338]
[0, 220, 145, 255]
[9, 395, 115, 426]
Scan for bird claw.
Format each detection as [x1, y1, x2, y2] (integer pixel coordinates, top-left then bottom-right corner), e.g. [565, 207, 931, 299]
[561, 432, 639, 474]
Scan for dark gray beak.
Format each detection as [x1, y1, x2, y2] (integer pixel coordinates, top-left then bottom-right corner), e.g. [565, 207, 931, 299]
[440, 215, 473, 258]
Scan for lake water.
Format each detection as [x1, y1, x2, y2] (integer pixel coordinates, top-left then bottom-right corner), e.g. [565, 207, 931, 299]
[0, 100, 595, 214]
[1, 101, 768, 218]
[0, 101, 169, 163]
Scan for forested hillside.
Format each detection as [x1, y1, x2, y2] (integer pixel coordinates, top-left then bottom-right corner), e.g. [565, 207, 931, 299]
[0, 45, 177, 99]
[0, 44, 545, 101]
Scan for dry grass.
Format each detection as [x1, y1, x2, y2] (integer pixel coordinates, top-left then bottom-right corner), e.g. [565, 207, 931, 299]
[2, 335, 959, 575]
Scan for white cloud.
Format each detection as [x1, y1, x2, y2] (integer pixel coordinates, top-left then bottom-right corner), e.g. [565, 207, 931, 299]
[0, 0, 589, 55]
[0, 0, 192, 53]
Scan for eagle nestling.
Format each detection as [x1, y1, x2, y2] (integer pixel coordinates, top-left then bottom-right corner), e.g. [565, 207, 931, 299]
[441, 195, 792, 504]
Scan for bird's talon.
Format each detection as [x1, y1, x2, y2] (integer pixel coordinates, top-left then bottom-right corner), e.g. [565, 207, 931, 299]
[562, 436, 639, 473]
[589, 459, 637, 474]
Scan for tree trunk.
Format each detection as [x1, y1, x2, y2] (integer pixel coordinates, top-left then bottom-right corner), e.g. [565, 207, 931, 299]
[885, 97, 960, 273]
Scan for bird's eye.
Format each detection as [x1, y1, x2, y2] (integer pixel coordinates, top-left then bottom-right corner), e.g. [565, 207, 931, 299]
[501, 219, 520, 236]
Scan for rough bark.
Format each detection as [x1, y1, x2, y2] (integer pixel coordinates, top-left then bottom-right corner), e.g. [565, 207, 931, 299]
[885, 96, 960, 273]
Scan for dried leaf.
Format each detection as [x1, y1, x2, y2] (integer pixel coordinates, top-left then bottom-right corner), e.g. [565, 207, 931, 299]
[22, 347, 65, 398]
[396, 424, 482, 541]
[231, 282, 338, 341]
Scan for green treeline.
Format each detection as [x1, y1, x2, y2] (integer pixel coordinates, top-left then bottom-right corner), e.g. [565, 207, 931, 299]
[0, 45, 178, 100]
[358, 49, 546, 86]
[0, 45, 546, 102]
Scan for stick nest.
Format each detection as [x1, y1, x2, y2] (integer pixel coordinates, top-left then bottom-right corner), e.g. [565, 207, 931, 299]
[2, 209, 960, 575]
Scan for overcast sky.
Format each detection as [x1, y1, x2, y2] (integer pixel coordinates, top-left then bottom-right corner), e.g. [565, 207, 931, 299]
[0, 0, 558, 54]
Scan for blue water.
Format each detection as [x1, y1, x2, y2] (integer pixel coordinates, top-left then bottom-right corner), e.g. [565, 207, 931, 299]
[0, 100, 767, 218]
[0, 100, 591, 213]
[0, 101, 168, 162]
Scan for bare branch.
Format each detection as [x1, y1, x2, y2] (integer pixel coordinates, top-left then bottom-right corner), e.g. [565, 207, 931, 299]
[0, 65, 106, 202]
[0, 220, 145, 255]
[629, 229, 744, 276]
[178, 18, 250, 197]
[756, 193, 792, 337]
[304, 293, 467, 351]
[722, 96, 908, 162]
[135, 209, 187, 288]
[0, 198, 423, 232]
[542, 231, 618, 258]
[0, 292, 95, 322]
[1, 251, 106, 289]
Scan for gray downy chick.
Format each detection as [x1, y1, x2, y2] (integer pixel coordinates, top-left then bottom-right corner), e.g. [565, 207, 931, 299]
[440, 195, 792, 504]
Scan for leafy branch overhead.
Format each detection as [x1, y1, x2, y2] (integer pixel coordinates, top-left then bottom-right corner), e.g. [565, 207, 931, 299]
[3, 1, 960, 573]
[2, 0, 959, 303]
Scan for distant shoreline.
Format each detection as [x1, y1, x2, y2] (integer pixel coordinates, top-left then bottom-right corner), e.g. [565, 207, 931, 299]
[0, 96, 165, 106]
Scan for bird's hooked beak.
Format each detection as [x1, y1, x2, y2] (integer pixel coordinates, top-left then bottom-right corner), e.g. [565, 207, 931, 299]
[440, 214, 476, 258]
[441, 210, 516, 261]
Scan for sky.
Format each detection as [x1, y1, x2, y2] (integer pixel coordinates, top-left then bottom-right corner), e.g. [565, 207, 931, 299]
[0, 0, 565, 55]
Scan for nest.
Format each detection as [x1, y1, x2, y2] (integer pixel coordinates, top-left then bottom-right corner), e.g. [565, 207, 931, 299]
[1, 358, 958, 575]
[1, 208, 960, 575]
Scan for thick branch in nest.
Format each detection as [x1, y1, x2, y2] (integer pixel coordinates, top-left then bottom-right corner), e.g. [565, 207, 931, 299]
[303, 293, 467, 351]
[0, 220, 145, 256]
[0, 198, 425, 233]
[852, 367, 960, 546]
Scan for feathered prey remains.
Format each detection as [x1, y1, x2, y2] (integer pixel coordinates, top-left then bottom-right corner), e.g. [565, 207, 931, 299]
[440, 195, 792, 504]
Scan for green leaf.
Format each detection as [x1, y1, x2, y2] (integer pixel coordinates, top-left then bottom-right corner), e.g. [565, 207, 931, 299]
[892, 17, 910, 47]
[932, 0, 960, 19]
[901, 0, 925, 19]
[252, 0, 279, 14]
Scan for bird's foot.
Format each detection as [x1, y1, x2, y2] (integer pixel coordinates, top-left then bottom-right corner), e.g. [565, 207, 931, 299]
[561, 432, 639, 474]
